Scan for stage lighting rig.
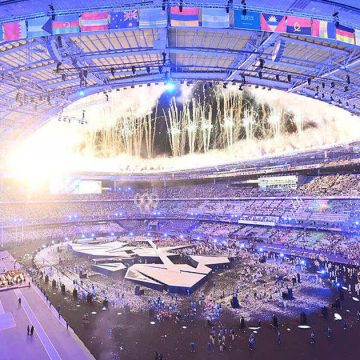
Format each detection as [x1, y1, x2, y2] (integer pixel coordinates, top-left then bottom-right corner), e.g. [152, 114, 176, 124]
[226, 0, 233, 14]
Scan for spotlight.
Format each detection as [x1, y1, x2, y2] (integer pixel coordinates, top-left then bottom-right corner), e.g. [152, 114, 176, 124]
[79, 90, 85, 97]
[131, 66, 136, 75]
[164, 80, 176, 92]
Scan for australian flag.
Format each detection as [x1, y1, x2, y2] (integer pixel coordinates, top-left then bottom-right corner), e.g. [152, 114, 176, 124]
[109, 10, 139, 29]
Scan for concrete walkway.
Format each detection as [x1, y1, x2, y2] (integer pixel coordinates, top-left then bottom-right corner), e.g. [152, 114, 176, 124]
[0, 251, 94, 360]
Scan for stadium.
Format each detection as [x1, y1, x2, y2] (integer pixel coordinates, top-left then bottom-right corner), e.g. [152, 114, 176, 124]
[0, 1, 359, 359]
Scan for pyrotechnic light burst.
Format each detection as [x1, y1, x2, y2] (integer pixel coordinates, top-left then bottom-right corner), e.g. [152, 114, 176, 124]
[5, 83, 360, 181]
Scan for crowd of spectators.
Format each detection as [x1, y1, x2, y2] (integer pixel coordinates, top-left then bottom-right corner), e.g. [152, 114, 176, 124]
[0, 270, 26, 288]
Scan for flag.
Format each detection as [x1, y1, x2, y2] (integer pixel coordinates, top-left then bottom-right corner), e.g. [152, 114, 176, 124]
[286, 16, 312, 35]
[139, 8, 167, 28]
[170, 7, 199, 27]
[234, 10, 260, 30]
[336, 24, 355, 44]
[3, 20, 27, 40]
[109, 10, 139, 29]
[80, 12, 109, 32]
[260, 13, 286, 33]
[52, 15, 80, 35]
[355, 29, 360, 46]
[311, 20, 336, 39]
[201, 8, 229, 28]
[27, 16, 52, 38]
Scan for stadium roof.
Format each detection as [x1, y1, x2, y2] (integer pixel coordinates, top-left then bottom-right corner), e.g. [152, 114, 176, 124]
[1, 0, 360, 152]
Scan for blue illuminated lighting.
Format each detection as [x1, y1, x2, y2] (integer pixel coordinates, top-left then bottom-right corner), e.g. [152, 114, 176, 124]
[259, 247, 263, 252]
[300, 260, 305, 265]
[79, 90, 85, 96]
[280, 253, 284, 257]
[129, 232, 134, 236]
[336, 282, 341, 287]
[164, 81, 176, 91]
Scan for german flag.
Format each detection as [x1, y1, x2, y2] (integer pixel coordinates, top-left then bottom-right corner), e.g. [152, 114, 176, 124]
[336, 24, 355, 45]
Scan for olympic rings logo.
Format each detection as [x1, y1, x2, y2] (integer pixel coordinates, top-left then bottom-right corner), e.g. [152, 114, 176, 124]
[134, 192, 159, 214]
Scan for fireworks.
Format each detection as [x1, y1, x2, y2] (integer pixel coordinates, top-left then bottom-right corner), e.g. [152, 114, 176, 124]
[6, 83, 360, 178]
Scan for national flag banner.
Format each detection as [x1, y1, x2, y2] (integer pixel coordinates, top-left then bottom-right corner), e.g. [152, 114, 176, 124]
[170, 7, 200, 27]
[355, 29, 360, 46]
[109, 10, 139, 29]
[336, 24, 355, 44]
[260, 13, 286, 33]
[52, 15, 80, 35]
[201, 8, 229, 28]
[233, 10, 260, 30]
[286, 16, 312, 35]
[311, 20, 336, 39]
[139, 8, 167, 28]
[80, 12, 109, 32]
[3, 20, 27, 41]
[27, 16, 52, 38]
